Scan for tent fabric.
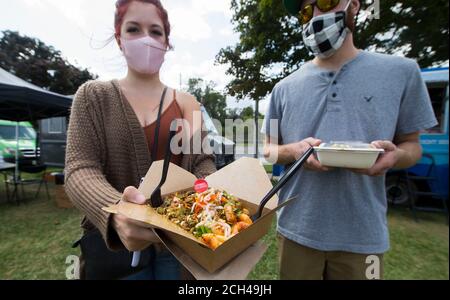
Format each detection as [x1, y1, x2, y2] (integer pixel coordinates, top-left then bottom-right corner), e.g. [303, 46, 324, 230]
[0, 67, 73, 122]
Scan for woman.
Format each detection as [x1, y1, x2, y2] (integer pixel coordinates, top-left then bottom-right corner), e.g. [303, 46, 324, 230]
[65, 0, 216, 280]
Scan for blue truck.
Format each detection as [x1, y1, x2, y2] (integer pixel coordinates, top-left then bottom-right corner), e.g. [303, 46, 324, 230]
[386, 67, 449, 205]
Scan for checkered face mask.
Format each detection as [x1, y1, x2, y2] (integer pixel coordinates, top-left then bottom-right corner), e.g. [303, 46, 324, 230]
[302, 1, 351, 58]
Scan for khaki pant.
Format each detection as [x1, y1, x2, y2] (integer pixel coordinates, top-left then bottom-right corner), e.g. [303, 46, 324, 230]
[278, 235, 384, 280]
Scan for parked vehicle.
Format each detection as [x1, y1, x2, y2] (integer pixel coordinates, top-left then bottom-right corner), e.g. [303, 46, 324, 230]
[0, 120, 40, 163]
[386, 67, 449, 204]
[39, 107, 235, 169]
[39, 117, 67, 168]
[200, 105, 236, 169]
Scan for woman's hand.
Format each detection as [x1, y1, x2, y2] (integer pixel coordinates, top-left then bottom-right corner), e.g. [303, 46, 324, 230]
[111, 186, 160, 251]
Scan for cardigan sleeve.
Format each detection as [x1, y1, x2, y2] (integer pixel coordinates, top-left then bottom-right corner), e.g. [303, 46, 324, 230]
[191, 129, 217, 178]
[64, 82, 124, 251]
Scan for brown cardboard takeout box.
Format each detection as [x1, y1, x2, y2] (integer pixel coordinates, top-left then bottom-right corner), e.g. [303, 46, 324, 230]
[103, 157, 295, 277]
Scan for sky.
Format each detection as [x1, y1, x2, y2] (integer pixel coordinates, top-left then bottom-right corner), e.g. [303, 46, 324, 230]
[0, 0, 269, 112]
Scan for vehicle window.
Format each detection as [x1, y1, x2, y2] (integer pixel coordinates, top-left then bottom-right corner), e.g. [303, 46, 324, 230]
[423, 84, 448, 134]
[0, 125, 36, 140]
[48, 118, 64, 134]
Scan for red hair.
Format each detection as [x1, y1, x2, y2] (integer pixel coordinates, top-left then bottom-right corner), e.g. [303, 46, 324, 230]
[114, 0, 171, 46]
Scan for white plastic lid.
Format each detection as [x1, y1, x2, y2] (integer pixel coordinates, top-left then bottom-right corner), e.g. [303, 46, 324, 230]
[320, 141, 376, 149]
[315, 141, 384, 153]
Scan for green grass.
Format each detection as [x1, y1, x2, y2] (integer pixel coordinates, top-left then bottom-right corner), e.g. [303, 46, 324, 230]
[263, 164, 273, 174]
[384, 209, 449, 279]
[248, 209, 449, 280]
[0, 180, 448, 280]
[248, 218, 280, 280]
[0, 182, 82, 280]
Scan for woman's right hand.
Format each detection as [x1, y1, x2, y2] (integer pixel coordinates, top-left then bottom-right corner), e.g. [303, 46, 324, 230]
[111, 186, 160, 251]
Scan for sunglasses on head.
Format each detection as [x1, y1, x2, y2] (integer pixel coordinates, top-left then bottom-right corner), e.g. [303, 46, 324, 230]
[298, 0, 345, 25]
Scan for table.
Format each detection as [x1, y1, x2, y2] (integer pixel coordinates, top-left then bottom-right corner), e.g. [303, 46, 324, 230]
[0, 162, 16, 171]
[0, 162, 17, 204]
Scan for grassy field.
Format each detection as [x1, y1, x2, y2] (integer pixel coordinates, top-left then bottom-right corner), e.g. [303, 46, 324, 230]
[248, 209, 449, 280]
[0, 180, 448, 280]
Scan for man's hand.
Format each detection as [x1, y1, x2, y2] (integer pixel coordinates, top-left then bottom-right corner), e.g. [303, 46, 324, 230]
[350, 141, 400, 177]
[111, 186, 160, 252]
[264, 136, 331, 171]
[293, 138, 331, 172]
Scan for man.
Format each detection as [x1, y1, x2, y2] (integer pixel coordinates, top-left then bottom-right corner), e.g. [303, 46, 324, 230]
[263, 0, 438, 280]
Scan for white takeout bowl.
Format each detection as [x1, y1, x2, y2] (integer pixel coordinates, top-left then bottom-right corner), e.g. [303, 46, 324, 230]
[313, 142, 385, 169]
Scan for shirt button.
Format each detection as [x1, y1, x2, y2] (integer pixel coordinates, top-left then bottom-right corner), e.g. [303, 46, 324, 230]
[328, 72, 334, 77]
[333, 81, 337, 85]
[332, 93, 337, 98]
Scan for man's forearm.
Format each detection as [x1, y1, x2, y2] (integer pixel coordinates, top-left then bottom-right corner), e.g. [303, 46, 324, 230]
[394, 141, 423, 170]
[264, 143, 297, 165]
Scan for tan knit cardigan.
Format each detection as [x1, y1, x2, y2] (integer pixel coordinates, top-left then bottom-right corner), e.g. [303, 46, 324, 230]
[64, 79, 216, 249]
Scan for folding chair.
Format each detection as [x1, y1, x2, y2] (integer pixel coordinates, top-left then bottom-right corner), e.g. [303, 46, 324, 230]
[5, 159, 50, 204]
[406, 154, 449, 225]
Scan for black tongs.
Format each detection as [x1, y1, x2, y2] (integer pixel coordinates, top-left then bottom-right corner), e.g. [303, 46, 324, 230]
[132, 122, 177, 267]
[149, 123, 177, 208]
[251, 147, 315, 222]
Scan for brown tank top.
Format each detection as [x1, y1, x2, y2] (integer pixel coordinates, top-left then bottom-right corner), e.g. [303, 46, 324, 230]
[144, 89, 183, 166]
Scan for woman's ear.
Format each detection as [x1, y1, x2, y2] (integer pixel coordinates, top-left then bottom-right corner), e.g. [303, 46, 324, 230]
[116, 35, 122, 51]
[351, 0, 361, 15]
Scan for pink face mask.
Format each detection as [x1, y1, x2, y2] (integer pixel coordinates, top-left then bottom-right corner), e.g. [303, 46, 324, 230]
[120, 36, 167, 75]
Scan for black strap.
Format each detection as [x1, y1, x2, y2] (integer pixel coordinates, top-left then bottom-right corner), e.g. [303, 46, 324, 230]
[150, 87, 168, 165]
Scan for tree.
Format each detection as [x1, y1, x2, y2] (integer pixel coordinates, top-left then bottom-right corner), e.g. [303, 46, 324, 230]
[240, 106, 263, 121]
[217, 0, 448, 158]
[356, 1, 449, 68]
[0, 30, 97, 95]
[186, 78, 228, 126]
[217, 0, 449, 102]
[227, 107, 242, 121]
